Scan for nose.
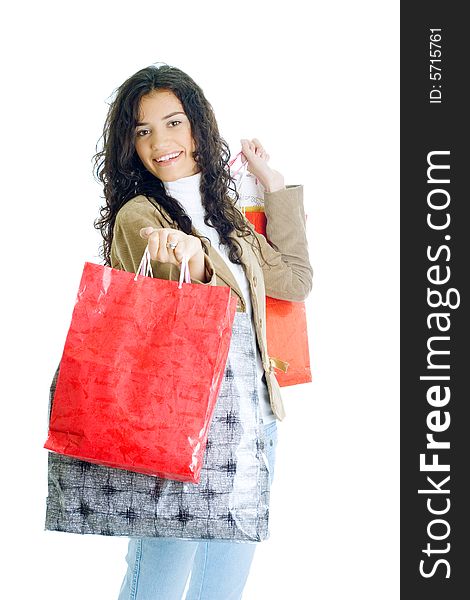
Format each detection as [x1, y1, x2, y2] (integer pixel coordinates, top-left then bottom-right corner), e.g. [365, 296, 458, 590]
[150, 127, 171, 150]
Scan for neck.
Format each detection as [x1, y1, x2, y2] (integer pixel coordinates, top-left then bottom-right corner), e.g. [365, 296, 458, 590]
[163, 172, 203, 214]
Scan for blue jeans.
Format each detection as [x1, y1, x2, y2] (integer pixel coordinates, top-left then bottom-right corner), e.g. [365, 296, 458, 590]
[118, 421, 278, 600]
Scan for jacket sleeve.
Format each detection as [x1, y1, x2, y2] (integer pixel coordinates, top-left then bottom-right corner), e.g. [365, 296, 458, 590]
[251, 185, 313, 302]
[110, 196, 216, 285]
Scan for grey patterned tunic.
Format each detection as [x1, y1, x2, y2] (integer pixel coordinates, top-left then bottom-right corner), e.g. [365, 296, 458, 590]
[45, 313, 270, 542]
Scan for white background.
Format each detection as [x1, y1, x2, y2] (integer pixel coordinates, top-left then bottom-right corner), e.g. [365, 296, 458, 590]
[1, 1, 399, 598]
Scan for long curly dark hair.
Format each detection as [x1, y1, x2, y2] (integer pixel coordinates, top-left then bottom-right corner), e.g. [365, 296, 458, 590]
[93, 64, 262, 267]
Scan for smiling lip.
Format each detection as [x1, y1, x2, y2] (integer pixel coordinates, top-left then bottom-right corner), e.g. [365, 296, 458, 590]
[153, 151, 183, 166]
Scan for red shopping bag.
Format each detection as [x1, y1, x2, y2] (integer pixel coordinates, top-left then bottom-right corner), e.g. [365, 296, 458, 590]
[44, 255, 237, 483]
[245, 209, 312, 387]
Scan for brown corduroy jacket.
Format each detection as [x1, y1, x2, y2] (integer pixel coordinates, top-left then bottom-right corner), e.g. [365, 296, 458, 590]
[110, 185, 313, 420]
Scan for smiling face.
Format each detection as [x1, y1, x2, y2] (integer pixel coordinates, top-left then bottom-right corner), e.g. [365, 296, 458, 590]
[134, 89, 199, 182]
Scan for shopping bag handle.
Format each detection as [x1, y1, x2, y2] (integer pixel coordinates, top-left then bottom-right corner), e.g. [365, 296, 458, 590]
[229, 149, 261, 216]
[134, 246, 191, 289]
[228, 150, 247, 178]
[229, 149, 259, 184]
[178, 257, 191, 288]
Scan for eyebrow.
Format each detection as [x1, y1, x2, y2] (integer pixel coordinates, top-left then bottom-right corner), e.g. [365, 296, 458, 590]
[136, 111, 186, 126]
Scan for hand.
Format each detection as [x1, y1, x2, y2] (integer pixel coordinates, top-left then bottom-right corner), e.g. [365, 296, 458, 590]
[240, 138, 285, 193]
[139, 227, 207, 281]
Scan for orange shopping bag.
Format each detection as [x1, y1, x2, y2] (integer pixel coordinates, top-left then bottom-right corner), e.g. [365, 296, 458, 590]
[229, 150, 312, 387]
[244, 209, 312, 387]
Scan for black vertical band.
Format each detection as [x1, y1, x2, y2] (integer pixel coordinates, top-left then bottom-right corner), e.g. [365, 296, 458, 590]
[401, 3, 469, 597]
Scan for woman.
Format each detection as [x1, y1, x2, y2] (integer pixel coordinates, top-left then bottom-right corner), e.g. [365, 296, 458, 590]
[48, 63, 312, 599]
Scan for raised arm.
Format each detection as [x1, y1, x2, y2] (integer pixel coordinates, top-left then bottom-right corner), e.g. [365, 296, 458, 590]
[239, 139, 313, 301]
[250, 185, 312, 301]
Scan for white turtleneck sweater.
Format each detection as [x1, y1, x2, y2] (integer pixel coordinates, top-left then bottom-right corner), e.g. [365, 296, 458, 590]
[163, 172, 275, 424]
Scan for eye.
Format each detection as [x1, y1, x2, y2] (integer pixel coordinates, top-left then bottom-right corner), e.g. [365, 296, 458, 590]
[136, 129, 150, 137]
[168, 120, 182, 127]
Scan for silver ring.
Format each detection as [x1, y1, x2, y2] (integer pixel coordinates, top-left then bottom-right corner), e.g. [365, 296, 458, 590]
[167, 241, 178, 250]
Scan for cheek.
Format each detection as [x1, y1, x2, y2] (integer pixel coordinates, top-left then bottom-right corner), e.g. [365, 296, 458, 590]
[182, 124, 196, 154]
[135, 141, 149, 163]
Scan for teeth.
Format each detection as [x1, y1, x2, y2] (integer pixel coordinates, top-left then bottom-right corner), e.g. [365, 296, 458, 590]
[156, 151, 181, 162]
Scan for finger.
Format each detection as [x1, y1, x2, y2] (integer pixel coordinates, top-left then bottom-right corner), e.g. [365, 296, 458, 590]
[140, 226, 155, 238]
[173, 240, 187, 264]
[174, 239, 198, 265]
[174, 236, 201, 264]
[240, 139, 251, 154]
[159, 230, 187, 264]
[155, 230, 172, 263]
[241, 138, 256, 155]
[166, 234, 179, 251]
[146, 231, 161, 260]
[165, 236, 182, 263]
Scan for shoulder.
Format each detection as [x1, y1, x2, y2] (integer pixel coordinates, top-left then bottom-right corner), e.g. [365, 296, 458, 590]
[115, 195, 170, 228]
[116, 195, 157, 222]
